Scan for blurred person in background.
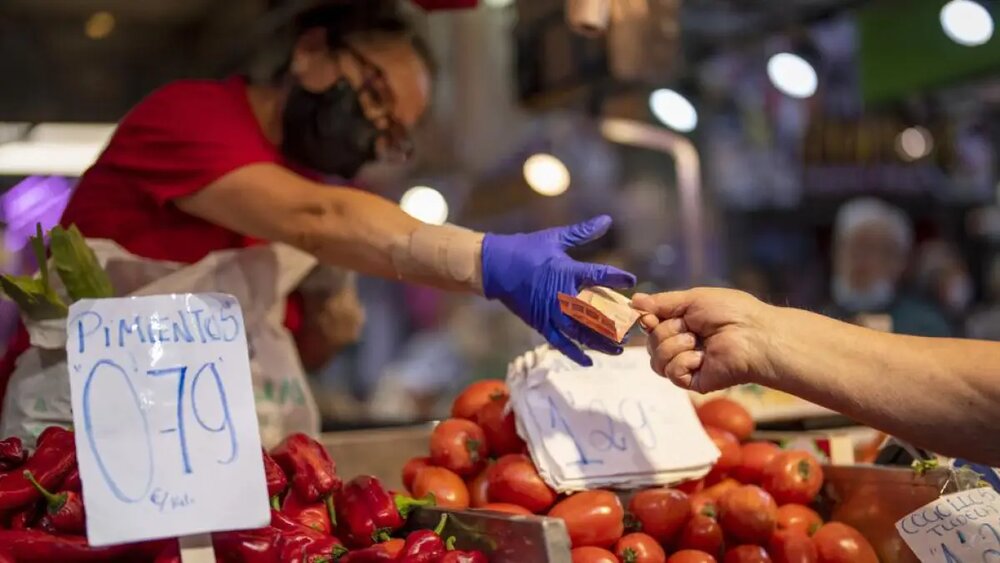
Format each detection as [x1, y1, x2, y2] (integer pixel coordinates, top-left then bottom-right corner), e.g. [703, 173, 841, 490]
[915, 239, 975, 332]
[0, 2, 632, 420]
[824, 197, 951, 336]
[966, 255, 1000, 341]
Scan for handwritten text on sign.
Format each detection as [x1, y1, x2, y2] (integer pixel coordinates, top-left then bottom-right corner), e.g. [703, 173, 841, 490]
[67, 294, 269, 546]
[896, 488, 1000, 562]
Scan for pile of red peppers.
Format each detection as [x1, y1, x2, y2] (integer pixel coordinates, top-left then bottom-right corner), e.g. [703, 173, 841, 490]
[0, 428, 488, 562]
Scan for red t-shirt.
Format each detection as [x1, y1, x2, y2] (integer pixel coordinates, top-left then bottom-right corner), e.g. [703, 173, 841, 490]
[1, 76, 314, 406]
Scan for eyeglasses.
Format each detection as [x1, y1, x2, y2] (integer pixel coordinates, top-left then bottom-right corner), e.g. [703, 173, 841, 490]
[342, 45, 414, 162]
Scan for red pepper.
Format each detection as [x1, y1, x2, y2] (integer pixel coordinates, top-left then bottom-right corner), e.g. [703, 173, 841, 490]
[336, 543, 401, 563]
[213, 527, 283, 563]
[335, 475, 433, 548]
[24, 470, 85, 534]
[271, 433, 340, 503]
[35, 427, 64, 448]
[151, 542, 180, 563]
[0, 428, 75, 511]
[0, 530, 135, 561]
[62, 467, 82, 493]
[0, 551, 13, 563]
[0, 437, 26, 471]
[263, 449, 289, 509]
[278, 531, 347, 563]
[439, 551, 488, 563]
[7, 503, 39, 530]
[283, 489, 334, 535]
[397, 514, 448, 563]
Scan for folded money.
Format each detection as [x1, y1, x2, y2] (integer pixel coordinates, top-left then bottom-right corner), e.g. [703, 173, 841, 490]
[558, 286, 642, 343]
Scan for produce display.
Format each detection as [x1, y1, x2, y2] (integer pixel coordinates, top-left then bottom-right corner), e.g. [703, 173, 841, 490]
[400, 383, 880, 563]
[0, 429, 487, 562]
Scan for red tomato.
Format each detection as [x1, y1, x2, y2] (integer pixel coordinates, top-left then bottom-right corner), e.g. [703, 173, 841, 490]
[475, 395, 526, 457]
[676, 479, 705, 495]
[732, 442, 780, 485]
[678, 515, 724, 556]
[761, 451, 824, 506]
[776, 505, 823, 536]
[548, 490, 625, 548]
[724, 545, 772, 563]
[615, 532, 666, 563]
[703, 478, 741, 503]
[572, 547, 620, 563]
[452, 379, 508, 420]
[811, 522, 878, 563]
[718, 485, 777, 545]
[476, 502, 533, 516]
[627, 488, 690, 543]
[698, 398, 755, 441]
[430, 418, 489, 477]
[488, 454, 557, 513]
[402, 456, 432, 493]
[768, 530, 818, 563]
[705, 427, 743, 480]
[468, 464, 494, 508]
[668, 551, 718, 563]
[411, 466, 470, 510]
[690, 493, 718, 519]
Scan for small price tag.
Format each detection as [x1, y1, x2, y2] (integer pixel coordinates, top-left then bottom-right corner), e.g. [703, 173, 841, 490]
[895, 488, 1000, 562]
[67, 294, 269, 546]
[509, 348, 719, 491]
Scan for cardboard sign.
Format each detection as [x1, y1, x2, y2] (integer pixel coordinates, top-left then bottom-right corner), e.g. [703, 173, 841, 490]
[896, 488, 1000, 562]
[67, 294, 269, 546]
[508, 347, 719, 491]
[558, 287, 641, 343]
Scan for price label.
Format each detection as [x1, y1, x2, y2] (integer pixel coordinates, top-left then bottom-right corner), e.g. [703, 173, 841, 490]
[510, 348, 719, 490]
[67, 294, 269, 546]
[896, 488, 1000, 562]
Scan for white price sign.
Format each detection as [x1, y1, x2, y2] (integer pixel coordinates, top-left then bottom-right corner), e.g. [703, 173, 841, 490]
[510, 348, 719, 490]
[896, 488, 1000, 562]
[67, 294, 269, 546]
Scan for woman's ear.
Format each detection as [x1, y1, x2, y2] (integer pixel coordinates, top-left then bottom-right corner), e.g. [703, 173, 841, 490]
[290, 27, 329, 77]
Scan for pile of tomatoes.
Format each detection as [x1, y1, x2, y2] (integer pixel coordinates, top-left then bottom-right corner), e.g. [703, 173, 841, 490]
[401, 381, 881, 563]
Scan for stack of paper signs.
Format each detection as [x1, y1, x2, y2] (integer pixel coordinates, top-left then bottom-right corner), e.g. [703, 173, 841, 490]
[507, 346, 720, 493]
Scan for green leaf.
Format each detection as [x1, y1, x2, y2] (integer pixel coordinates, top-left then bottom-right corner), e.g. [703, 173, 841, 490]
[0, 274, 68, 320]
[49, 224, 113, 300]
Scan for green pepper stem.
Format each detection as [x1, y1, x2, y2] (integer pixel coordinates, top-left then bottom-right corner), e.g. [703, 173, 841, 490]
[394, 493, 435, 518]
[445, 536, 457, 551]
[325, 495, 337, 527]
[331, 545, 349, 561]
[433, 513, 448, 536]
[23, 470, 66, 510]
[270, 496, 280, 510]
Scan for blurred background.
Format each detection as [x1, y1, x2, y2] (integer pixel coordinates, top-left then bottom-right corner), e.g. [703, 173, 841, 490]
[1, 0, 999, 429]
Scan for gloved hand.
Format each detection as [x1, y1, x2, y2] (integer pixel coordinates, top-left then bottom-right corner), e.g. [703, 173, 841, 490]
[481, 215, 637, 366]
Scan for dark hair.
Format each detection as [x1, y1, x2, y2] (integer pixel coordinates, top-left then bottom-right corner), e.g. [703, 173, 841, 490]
[293, 1, 435, 73]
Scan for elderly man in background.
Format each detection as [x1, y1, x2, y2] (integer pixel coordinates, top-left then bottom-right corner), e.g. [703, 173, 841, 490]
[825, 197, 951, 336]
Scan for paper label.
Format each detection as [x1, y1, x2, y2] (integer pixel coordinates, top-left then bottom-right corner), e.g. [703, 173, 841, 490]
[67, 294, 269, 546]
[895, 488, 1000, 562]
[558, 287, 641, 343]
[510, 348, 718, 490]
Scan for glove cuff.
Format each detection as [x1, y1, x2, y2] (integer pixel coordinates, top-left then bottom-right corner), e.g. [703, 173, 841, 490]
[391, 224, 485, 294]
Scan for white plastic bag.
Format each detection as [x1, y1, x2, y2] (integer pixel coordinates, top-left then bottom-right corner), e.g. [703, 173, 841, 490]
[0, 239, 320, 448]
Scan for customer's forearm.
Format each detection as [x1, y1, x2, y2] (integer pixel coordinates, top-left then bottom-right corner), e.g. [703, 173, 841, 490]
[762, 306, 1000, 464]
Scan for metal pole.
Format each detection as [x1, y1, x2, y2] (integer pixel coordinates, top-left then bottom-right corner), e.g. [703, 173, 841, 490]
[600, 118, 705, 284]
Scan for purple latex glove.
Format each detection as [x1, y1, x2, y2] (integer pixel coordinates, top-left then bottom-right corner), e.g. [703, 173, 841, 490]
[481, 215, 637, 366]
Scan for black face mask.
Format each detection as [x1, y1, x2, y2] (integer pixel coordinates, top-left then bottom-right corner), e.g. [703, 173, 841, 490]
[281, 79, 380, 179]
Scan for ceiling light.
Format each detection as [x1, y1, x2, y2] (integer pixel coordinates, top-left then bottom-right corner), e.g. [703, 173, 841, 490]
[896, 126, 934, 161]
[523, 154, 571, 196]
[85, 11, 116, 40]
[400, 186, 449, 225]
[767, 52, 818, 99]
[648, 89, 698, 133]
[941, 0, 994, 46]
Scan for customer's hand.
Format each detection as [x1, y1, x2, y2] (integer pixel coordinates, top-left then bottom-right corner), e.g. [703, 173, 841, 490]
[632, 288, 777, 393]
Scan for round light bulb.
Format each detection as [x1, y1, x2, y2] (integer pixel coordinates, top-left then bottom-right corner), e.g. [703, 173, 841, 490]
[400, 186, 449, 225]
[85, 11, 116, 40]
[767, 52, 818, 99]
[523, 154, 571, 196]
[648, 89, 698, 133]
[941, 0, 994, 47]
[895, 126, 934, 161]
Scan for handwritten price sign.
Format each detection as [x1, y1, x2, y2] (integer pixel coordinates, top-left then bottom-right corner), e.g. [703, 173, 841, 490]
[67, 294, 269, 546]
[896, 488, 1000, 562]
